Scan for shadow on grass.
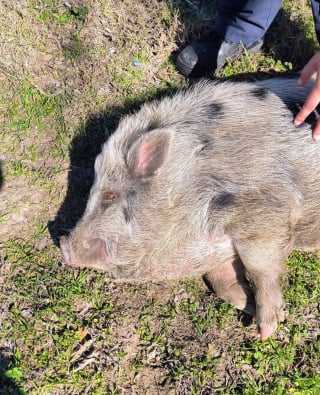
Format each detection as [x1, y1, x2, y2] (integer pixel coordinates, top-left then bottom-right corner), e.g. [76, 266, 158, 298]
[48, 113, 109, 246]
[171, 1, 317, 73]
[48, 88, 177, 246]
[0, 352, 24, 395]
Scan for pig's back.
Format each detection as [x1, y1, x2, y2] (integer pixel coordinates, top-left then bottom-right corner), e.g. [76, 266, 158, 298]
[165, 78, 320, 248]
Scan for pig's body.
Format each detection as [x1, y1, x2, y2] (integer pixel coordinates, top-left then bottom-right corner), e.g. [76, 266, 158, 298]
[61, 77, 320, 339]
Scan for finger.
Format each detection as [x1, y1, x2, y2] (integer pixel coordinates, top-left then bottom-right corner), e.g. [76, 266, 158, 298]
[299, 54, 320, 85]
[295, 70, 320, 125]
[312, 118, 320, 141]
[294, 88, 320, 125]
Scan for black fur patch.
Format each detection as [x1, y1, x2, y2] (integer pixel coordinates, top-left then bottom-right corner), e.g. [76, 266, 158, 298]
[210, 192, 235, 210]
[251, 87, 269, 100]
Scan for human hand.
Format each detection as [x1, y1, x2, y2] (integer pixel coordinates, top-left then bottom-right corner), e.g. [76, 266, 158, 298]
[294, 53, 320, 140]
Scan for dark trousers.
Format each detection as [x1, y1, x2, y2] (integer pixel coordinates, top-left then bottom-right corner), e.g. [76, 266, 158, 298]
[214, 0, 320, 45]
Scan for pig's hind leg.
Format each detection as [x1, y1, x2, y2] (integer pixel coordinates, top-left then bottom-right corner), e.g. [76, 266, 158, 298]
[203, 257, 256, 316]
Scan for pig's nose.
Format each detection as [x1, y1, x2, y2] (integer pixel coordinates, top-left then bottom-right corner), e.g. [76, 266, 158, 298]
[60, 236, 71, 265]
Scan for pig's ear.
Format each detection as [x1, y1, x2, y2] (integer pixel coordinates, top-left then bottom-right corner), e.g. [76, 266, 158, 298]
[128, 130, 171, 177]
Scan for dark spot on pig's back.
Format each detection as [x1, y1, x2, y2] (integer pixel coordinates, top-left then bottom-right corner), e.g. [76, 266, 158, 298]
[250, 87, 269, 100]
[209, 192, 235, 210]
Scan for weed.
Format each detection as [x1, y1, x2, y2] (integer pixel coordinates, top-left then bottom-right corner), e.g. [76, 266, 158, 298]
[63, 31, 87, 63]
[30, 221, 48, 239]
[32, 1, 87, 24]
[69, 6, 88, 22]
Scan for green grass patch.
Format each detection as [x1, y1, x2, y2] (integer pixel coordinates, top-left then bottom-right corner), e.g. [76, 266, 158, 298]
[62, 31, 87, 63]
[31, 1, 88, 24]
[1, 239, 115, 391]
[5, 79, 64, 133]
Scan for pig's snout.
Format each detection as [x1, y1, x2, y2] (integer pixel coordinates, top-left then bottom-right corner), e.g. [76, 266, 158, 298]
[60, 236, 73, 266]
[60, 235, 109, 270]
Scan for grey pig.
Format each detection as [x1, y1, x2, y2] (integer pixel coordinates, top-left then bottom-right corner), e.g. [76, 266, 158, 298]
[60, 77, 320, 340]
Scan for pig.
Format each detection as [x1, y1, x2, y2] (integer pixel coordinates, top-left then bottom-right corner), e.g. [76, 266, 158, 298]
[60, 76, 320, 340]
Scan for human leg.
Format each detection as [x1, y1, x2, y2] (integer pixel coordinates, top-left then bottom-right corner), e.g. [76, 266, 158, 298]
[311, 0, 320, 43]
[214, 0, 282, 46]
[176, 0, 282, 78]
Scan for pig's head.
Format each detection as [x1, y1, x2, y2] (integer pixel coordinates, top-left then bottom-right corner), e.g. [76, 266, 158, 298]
[60, 120, 178, 277]
[60, 88, 230, 278]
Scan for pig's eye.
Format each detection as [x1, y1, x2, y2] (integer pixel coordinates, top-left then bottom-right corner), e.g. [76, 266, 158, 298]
[102, 191, 118, 203]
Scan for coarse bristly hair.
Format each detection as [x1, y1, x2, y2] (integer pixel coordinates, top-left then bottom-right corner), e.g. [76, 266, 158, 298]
[61, 76, 320, 339]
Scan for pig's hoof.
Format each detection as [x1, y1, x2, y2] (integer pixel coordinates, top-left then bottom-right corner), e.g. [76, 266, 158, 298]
[60, 236, 71, 265]
[257, 305, 285, 340]
[259, 322, 277, 340]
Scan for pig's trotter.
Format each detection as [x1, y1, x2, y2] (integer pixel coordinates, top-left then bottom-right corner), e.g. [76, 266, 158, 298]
[257, 294, 285, 340]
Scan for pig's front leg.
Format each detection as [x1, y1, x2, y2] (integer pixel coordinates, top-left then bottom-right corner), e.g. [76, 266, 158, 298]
[236, 240, 287, 340]
[204, 257, 256, 316]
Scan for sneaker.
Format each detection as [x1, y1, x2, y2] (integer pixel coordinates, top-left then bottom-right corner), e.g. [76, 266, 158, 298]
[176, 33, 264, 78]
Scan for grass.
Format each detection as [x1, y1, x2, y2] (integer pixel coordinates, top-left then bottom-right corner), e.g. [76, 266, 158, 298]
[1, 240, 320, 393]
[0, 0, 320, 394]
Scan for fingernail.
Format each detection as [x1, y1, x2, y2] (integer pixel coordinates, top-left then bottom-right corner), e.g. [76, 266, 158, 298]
[314, 133, 320, 141]
[294, 120, 302, 126]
